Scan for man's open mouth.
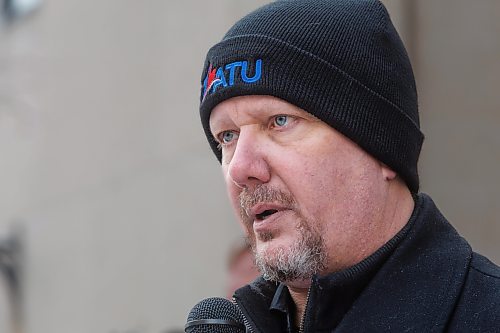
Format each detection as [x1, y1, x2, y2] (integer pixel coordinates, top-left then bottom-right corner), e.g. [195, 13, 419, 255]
[255, 209, 279, 221]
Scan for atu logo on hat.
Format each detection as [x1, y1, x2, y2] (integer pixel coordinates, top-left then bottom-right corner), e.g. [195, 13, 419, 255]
[202, 59, 263, 101]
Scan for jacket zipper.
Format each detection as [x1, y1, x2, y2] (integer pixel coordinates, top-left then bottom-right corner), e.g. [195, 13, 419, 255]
[233, 297, 255, 333]
[298, 285, 312, 333]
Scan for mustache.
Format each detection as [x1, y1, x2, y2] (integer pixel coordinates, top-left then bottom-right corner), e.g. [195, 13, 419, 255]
[239, 185, 297, 219]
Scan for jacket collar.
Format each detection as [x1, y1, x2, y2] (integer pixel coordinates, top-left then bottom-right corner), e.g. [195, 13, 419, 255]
[332, 193, 472, 332]
[234, 193, 472, 332]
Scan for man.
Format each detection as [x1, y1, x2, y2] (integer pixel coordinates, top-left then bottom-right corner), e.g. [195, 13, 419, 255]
[198, 0, 500, 332]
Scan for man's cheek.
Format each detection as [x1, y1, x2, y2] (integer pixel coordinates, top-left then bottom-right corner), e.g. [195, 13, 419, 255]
[226, 184, 241, 212]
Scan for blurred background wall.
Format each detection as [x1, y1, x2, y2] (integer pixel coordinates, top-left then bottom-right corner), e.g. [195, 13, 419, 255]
[0, 1, 498, 332]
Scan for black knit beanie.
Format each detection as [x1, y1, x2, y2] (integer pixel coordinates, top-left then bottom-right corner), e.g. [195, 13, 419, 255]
[199, 0, 424, 193]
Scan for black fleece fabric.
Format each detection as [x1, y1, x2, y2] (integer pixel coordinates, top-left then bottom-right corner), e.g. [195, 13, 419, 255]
[233, 193, 500, 332]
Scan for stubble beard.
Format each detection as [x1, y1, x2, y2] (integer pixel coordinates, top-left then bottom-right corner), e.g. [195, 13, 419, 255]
[240, 185, 327, 283]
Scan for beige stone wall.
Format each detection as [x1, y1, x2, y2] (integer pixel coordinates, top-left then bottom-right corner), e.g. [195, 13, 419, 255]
[0, 1, 268, 332]
[415, 1, 500, 263]
[0, 1, 498, 332]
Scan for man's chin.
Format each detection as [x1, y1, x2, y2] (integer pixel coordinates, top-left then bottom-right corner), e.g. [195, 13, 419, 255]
[252, 232, 327, 283]
[254, 237, 286, 257]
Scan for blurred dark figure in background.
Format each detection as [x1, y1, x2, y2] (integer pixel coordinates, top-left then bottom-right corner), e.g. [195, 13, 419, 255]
[225, 241, 260, 300]
[196, 0, 500, 332]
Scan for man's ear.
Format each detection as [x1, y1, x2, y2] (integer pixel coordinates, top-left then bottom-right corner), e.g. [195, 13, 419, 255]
[381, 163, 397, 181]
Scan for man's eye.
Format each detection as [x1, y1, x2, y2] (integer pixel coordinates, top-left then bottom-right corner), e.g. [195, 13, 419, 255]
[273, 115, 289, 127]
[218, 131, 238, 144]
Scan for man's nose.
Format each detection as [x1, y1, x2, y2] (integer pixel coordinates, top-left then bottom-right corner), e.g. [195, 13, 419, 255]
[226, 129, 271, 188]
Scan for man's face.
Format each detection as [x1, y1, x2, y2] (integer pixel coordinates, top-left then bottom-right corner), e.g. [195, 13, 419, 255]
[209, 96, 393, 283]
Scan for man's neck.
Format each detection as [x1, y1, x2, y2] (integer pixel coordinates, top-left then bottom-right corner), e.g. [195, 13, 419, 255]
[380, 183, 415, 244]
[287, 283, 311, 328]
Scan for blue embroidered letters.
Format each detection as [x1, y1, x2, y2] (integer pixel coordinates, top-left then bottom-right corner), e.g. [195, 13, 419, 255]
[203, 59, 263, 100]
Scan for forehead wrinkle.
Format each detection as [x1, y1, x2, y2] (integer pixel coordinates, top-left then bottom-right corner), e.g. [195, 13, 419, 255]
[242, 96, 319, 122]
[230, 97, 270, 127]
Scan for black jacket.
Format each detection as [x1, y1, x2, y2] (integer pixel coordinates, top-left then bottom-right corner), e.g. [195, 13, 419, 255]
[234, 194, 500, 332]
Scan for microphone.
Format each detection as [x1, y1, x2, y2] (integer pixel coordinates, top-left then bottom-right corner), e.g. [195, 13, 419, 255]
[185, 297, 246, 333]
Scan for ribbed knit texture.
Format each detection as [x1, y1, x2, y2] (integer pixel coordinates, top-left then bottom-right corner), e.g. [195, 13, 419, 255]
[199, 0, 424, 192]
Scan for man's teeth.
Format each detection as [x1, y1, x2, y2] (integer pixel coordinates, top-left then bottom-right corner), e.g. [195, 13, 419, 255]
[256, 209, 278, 220]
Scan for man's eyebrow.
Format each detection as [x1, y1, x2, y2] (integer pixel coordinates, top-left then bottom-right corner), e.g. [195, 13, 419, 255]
[209, 115, 234, 134]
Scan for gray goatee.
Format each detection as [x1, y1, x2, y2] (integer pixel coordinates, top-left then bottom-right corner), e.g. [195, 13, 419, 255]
[240, 185, 327, 283]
